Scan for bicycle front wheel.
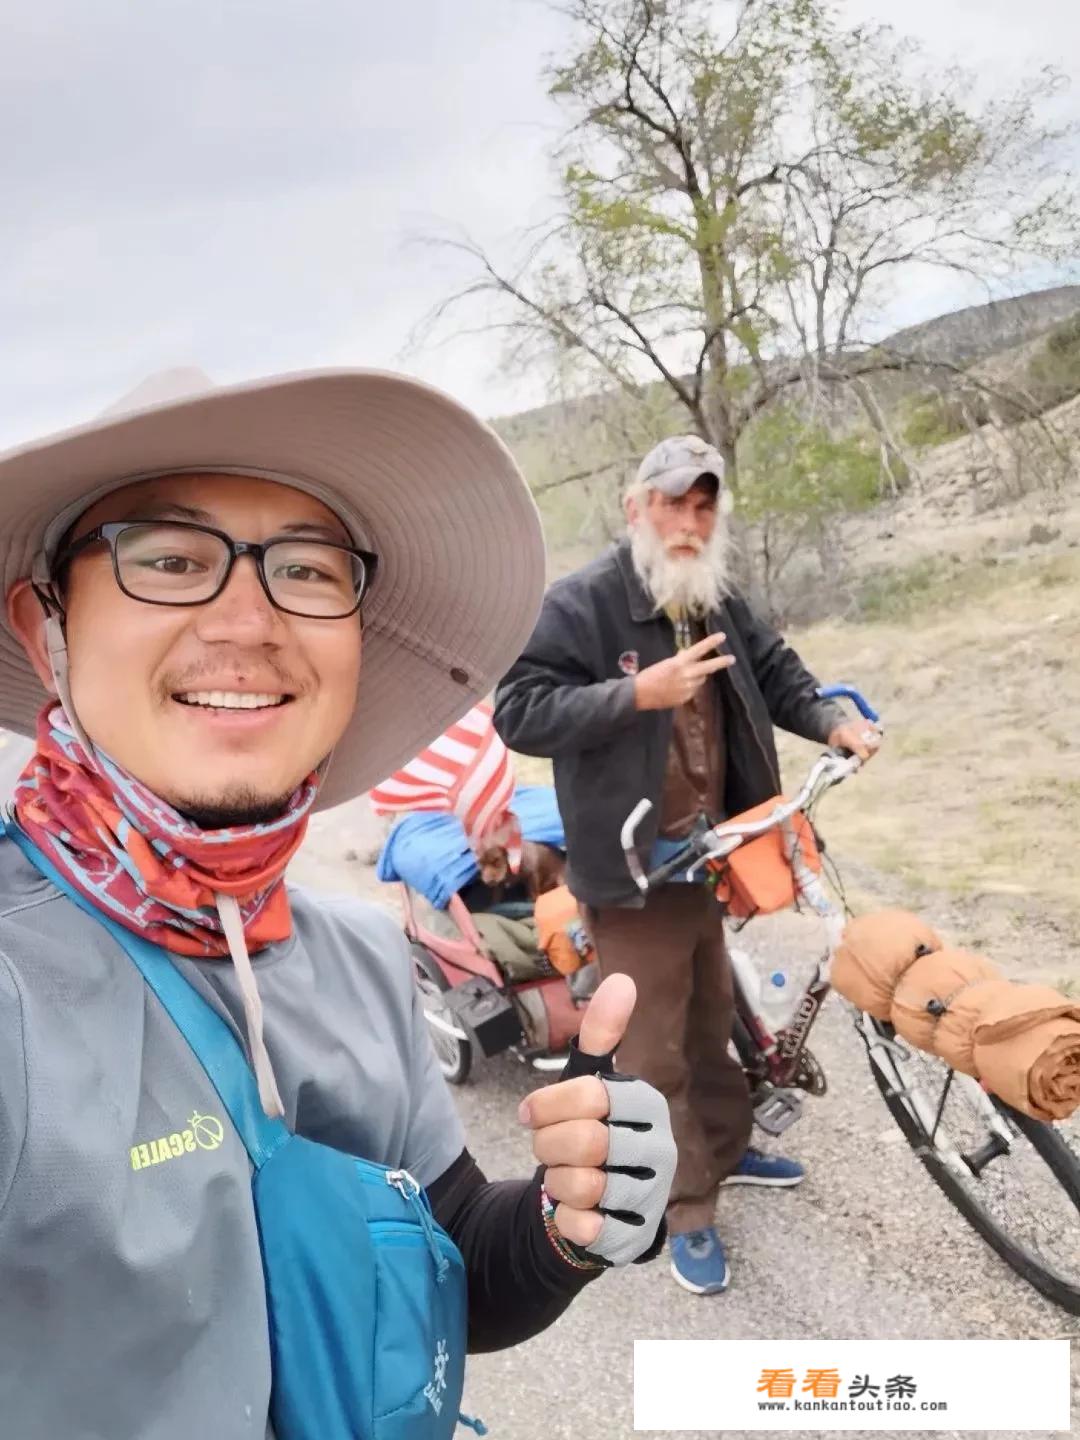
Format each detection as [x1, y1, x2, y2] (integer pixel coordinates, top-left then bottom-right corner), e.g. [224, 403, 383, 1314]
[412, 944, 473, 1085]
[859, 1016, 1080, 1315]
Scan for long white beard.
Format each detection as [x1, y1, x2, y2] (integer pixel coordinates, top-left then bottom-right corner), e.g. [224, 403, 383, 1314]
[629, 517, 731, 615]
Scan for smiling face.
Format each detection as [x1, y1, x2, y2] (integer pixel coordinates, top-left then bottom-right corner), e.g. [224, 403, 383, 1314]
[19, 472, 364, 825]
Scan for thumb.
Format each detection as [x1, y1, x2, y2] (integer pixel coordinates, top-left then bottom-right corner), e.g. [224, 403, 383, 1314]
[577, 972, 637, 1058]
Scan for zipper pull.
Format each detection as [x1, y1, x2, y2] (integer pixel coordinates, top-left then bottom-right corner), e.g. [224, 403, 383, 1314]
[386, 1169, 449, 1283]
[458, 1413, 488, 1435]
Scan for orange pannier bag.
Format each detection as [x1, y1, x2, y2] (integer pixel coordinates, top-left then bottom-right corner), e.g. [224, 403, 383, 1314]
[534, 884, 594, 975]
[706, 798, 822, 920]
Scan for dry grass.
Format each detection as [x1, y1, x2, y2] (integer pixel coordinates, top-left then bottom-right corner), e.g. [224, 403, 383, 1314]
[513, 752, 556, 787]
[777, 547, 1080, 959]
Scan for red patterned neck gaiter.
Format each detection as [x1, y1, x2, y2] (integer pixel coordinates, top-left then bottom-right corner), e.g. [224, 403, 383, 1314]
[13, 704, 318, 957]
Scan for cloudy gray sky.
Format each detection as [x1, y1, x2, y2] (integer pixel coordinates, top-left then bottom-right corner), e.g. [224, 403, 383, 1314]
[1, 0, 1078, 448]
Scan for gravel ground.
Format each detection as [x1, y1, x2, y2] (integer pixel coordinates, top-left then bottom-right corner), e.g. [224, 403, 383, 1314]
[448, 918, 1080, 1440]
[290, 804, 1080, 1440]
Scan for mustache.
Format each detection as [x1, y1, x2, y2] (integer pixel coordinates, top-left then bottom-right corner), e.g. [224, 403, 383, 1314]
[666, 533, 705, 553]
[162, 655, 304, 695]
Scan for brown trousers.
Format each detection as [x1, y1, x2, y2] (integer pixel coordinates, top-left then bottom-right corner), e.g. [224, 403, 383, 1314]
[586, 886, 753, 1234]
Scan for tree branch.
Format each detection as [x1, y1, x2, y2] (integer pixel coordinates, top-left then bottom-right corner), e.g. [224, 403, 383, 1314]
[588, 286, 702, 415]
[531, 455, 637, 496]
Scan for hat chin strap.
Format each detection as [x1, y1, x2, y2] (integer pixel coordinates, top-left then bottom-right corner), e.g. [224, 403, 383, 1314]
[43, 611, 287, 1121]
[216, 891, 286, 1119]
[44, 614, 103, 772]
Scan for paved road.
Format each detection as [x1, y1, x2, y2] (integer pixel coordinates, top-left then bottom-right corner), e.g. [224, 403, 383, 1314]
[448, 918, 1080, 1440]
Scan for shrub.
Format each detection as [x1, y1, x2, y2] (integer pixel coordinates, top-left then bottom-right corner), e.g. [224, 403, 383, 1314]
[902, 388, 990, 448]
[737, 406, 884, 525]
[1024, 313, 1080, 411]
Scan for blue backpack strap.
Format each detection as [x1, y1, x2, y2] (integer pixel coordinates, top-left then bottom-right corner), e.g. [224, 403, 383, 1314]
[2, 819, 288, 1169]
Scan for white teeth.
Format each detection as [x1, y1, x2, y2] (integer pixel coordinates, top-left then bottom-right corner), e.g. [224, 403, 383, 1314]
[177, 691, 286, 710]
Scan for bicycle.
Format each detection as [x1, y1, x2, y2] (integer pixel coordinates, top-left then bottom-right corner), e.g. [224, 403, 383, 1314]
[620, 686, 1080, 1315]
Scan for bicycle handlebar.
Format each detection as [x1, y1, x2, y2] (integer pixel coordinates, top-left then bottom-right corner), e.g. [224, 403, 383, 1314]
[817, 684, 880, 724]
[621, 684, 882, 895]
[624, 751, 860, 894]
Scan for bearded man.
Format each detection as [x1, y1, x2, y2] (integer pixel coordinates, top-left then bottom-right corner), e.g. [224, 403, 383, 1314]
[493, 435, 879, 1296]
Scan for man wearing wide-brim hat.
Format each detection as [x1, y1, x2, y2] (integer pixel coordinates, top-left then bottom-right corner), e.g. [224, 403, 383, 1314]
[0, 367, 675, 1438]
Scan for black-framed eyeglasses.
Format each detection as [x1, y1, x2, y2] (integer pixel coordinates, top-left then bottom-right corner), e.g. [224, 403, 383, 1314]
[51, 520, 378, 620]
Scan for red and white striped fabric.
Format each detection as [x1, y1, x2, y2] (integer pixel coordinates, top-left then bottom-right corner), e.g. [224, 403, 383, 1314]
[368, 702, 520, 859]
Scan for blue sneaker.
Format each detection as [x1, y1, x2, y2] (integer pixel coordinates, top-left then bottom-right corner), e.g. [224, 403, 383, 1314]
[722, 1147, 805, 1187]
[669, 1227, 730, 1295]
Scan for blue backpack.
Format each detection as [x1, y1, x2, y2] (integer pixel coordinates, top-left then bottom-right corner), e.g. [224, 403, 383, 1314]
[6, 823, 480, 1440]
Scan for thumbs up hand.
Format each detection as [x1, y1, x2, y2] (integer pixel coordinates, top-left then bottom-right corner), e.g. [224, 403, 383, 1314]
[518, 973, 677, 1266]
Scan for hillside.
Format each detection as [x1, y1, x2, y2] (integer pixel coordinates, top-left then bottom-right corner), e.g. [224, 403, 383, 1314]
[490, 286, 1080, 442]
[491, 284, 1080, 478]
[883, 285, 1080, 366]
[490, 285, 1080, 602]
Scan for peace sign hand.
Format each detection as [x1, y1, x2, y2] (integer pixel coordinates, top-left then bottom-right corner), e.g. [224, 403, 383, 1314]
[633, 632, 735, 711]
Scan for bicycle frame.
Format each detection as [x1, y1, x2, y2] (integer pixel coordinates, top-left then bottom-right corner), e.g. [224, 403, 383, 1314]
[619, 686, 882, 1134]
[735, 828, 846, 1088]
[857, 1014, 1019, 1181]
[647, 759, 1017, 1168]
[622, 750, 857, 1062]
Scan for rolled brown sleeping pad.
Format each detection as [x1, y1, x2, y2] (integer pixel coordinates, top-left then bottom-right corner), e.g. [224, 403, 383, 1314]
[832, 910, 943, 1019]
[834, 915, 1080, 1120]
[972, 984, 1080, 1122]
[893, 957, 1080, 1119]
[891, 948, 1002, 1075]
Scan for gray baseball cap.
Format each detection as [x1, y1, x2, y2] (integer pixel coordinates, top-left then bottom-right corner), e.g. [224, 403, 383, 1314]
[635, 434, 726, 497]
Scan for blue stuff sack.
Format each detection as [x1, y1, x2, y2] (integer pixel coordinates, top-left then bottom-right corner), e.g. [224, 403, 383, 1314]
[6, 823, 474, 1439]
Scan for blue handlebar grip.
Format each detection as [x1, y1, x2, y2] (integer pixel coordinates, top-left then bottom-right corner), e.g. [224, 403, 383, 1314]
[816, 685, 880, 724]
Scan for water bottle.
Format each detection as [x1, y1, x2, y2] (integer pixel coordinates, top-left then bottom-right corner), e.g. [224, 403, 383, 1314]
[758, 969, 795, 1035]
[727, 946, 761, 1013]
[729, 947, 795, 1034]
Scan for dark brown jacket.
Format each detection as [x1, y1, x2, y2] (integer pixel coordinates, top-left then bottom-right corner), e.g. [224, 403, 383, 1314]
[493, 541, 844, 907]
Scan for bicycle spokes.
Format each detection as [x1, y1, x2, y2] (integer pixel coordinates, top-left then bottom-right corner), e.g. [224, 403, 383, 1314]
[866, 1020, 1080, 1309]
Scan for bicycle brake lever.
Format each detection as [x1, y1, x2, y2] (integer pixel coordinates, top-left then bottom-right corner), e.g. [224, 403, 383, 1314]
[621, 798, 653, 894]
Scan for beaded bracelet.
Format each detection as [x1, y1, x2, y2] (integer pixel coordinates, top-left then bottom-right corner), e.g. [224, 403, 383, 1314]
[539, 1185, 607, 1272]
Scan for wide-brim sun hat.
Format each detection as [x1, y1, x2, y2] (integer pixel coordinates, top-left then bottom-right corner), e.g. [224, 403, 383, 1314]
[0, 366, 546, 811]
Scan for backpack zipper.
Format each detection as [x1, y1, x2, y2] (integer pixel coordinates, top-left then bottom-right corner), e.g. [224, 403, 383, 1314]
[386, 1168, 449, 1283]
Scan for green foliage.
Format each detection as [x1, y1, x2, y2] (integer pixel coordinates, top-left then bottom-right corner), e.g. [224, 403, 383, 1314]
[1025, 313, 1080, 411]
[856, 556, 952, 621]
[853, 553, 1005, 622]
[903, 400, 961, 449]
[737, 406, 884, 525]
[901, 389, 990, 448]
[531, 0, 1078, 474]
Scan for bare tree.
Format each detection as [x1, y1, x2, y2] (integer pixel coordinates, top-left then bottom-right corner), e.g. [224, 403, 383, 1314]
[415, 0, 1079, 502]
